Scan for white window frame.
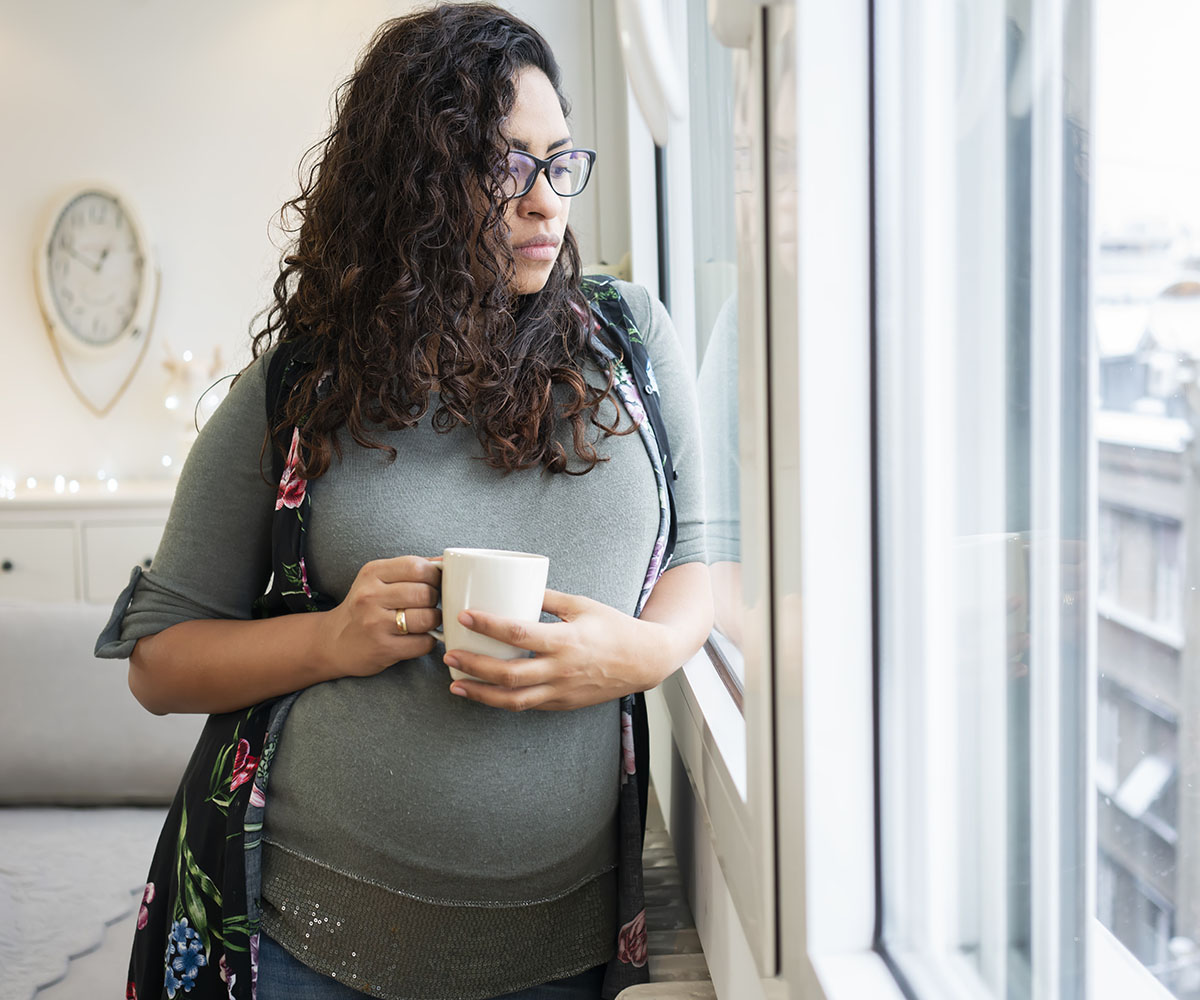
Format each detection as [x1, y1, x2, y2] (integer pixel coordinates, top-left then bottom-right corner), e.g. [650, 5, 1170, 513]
[872, 0, 1015, 994]
[650, 1, 889, 997]
[770, 1, 886, 997]
[653, 0, 778, 981]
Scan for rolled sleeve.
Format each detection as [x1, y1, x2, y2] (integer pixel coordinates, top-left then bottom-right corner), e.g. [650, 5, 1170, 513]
[94, 352, 279, 659]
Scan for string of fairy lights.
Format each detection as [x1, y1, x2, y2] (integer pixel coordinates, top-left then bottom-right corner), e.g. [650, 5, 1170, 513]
[1, 348, 229, 502]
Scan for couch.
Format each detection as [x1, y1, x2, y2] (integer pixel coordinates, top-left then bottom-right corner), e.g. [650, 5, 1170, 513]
[0, 602, 204, 999]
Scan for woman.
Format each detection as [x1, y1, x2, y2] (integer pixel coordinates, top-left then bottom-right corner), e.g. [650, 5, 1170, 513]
[97, 5, 711, 999]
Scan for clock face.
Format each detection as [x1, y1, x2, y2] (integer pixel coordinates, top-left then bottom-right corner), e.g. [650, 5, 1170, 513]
[45, 190, 145, 348]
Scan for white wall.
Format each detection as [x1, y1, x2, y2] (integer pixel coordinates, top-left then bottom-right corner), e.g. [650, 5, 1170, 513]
[1, 0, 620, 485]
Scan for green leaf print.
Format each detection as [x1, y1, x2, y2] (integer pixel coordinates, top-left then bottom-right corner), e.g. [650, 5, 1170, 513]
[585, 282, 619, 301]
[176, 800, 224, 958]
[280, 560, 309, 598]
[205, 724, 242, 814]
[181, 869, 211, 956]
[221, 913, 253, 952]
[258, 732, 277, 786]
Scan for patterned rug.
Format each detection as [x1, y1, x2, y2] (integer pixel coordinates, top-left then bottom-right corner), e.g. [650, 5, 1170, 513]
[0, 807, 167, 1000]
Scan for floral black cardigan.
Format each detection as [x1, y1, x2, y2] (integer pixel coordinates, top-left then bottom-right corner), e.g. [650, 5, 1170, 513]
[123, 274, 678, 1000]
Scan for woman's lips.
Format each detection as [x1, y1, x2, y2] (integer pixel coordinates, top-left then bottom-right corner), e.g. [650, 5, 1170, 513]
[514, 239, 560, 262]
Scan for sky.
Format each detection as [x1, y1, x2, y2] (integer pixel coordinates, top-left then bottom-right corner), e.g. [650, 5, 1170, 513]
[1094, 0, 1200, 244]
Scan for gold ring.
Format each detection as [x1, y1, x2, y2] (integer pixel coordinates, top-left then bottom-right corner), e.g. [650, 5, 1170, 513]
[396, 608, 409, 635]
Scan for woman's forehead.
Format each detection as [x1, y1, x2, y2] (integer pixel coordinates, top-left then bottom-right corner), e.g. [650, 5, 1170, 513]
[504, 67, 569, 149]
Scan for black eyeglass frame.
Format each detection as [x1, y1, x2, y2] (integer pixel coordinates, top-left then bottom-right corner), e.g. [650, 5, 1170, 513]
[502, 148, 598, 199]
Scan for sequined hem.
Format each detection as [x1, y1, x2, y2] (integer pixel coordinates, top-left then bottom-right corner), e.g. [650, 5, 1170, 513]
[260, 843, 616, 999]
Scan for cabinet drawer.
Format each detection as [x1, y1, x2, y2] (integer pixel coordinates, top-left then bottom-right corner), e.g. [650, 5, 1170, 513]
[83, 522, 164, 604]
[0, 525, 78, 602]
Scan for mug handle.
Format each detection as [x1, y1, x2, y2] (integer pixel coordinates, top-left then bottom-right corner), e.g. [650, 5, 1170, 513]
[426, 555, 444, 643]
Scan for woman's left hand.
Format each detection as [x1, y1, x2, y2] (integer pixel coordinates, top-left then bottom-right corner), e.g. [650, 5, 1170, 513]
[443, 589, 678, 711]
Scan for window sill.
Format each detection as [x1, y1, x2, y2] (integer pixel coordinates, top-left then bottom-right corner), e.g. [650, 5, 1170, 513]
[810, 951, 909, 1000]
[670, 646, 747, 799]
[876, 915, 1176, 999]
[661, 646, 766, 972]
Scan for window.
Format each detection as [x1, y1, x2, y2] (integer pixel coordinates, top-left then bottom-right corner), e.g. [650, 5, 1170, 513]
[655, 2, 883, 996]
[873, 0, 1092, 996]
[1093, 0, 1200, 992]
[650, 0, 780, 981]
[684, 0, 745, 694]
[640, 2, 1200, 999]
[869, 0, 1200, 997]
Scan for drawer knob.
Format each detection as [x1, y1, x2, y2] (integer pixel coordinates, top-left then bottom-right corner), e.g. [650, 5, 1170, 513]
[1, 560, 11, 572]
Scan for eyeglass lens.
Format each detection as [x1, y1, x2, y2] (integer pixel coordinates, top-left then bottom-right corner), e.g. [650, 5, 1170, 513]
[504, 150, 593, 198]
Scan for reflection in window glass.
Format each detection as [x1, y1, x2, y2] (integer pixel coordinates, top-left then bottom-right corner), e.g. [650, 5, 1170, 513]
[683, 0, 743, 683]
[1095, 0, 1200, 993]
[874, 0, 1090, 995]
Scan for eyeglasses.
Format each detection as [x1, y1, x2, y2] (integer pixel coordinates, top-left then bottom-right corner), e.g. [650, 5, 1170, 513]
[498, 148, 597, 199]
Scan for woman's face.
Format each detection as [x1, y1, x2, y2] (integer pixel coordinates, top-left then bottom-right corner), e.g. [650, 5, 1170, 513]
[502, 67, 572, 295]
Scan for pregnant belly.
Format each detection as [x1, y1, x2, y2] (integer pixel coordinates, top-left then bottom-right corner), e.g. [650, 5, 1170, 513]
[260, 658, 620, 904]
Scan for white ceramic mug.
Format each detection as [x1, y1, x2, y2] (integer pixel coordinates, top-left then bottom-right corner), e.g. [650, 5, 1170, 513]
[430, 547, 550, 682]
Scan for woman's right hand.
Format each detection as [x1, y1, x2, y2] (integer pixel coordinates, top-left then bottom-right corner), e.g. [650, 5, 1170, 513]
[130, 555, 443, 715]
[320, 556, 443, 678]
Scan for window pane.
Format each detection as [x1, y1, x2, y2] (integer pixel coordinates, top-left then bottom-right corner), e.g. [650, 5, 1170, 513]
[874, 0, 1091, 995]
[683, 0, 745, 688]
[1094, 0, 1200, 993]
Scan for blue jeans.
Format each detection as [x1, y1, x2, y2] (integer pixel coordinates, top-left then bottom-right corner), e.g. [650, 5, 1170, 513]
[256, 932, 606, 1000]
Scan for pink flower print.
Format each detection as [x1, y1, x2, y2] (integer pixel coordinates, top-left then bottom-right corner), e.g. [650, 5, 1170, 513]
[572, 300, 604, 334]
[299, 557, 312, 598]
[621, 711, 636, 782]
[250, 931, 260, 999]
[136, 882, 155, 930]
[275, 427, 307, 510]
[616, 909, 648, 967]
[219, 954, 237, 998]
[229, 739, 259, 792]
[249, 783, 266, 808]
[619, 388, 647, 427]
[126, 981, 138, 999]
[645, 535, 667, 584]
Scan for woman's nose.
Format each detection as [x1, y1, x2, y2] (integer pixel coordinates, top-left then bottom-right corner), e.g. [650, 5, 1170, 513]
[517, 169, 563, 218]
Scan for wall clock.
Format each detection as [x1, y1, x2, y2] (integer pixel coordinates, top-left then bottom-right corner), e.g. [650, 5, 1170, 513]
[33, 184, 160, 415]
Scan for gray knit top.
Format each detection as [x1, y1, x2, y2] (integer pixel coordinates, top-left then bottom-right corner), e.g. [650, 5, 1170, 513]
[97, 282, 706, 999]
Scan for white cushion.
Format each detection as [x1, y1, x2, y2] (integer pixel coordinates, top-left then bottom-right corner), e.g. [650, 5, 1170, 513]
[0, 603, 204, 804]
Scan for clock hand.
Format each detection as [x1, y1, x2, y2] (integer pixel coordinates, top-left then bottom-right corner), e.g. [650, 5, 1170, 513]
[63, 240, 105, 272]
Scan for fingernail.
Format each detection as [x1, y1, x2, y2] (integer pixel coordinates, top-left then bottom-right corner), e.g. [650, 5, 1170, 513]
[444, 654, 459, 669]
[459, 611, 474, 628]
[450, 684, 466, 697]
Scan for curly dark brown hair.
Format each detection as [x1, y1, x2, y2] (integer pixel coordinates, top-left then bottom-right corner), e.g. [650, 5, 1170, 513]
[250, 3, 622, 479]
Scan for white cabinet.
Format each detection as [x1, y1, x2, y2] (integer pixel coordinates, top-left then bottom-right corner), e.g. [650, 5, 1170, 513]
[0, 483, 174, 606]
[0, 524, 77, 602]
